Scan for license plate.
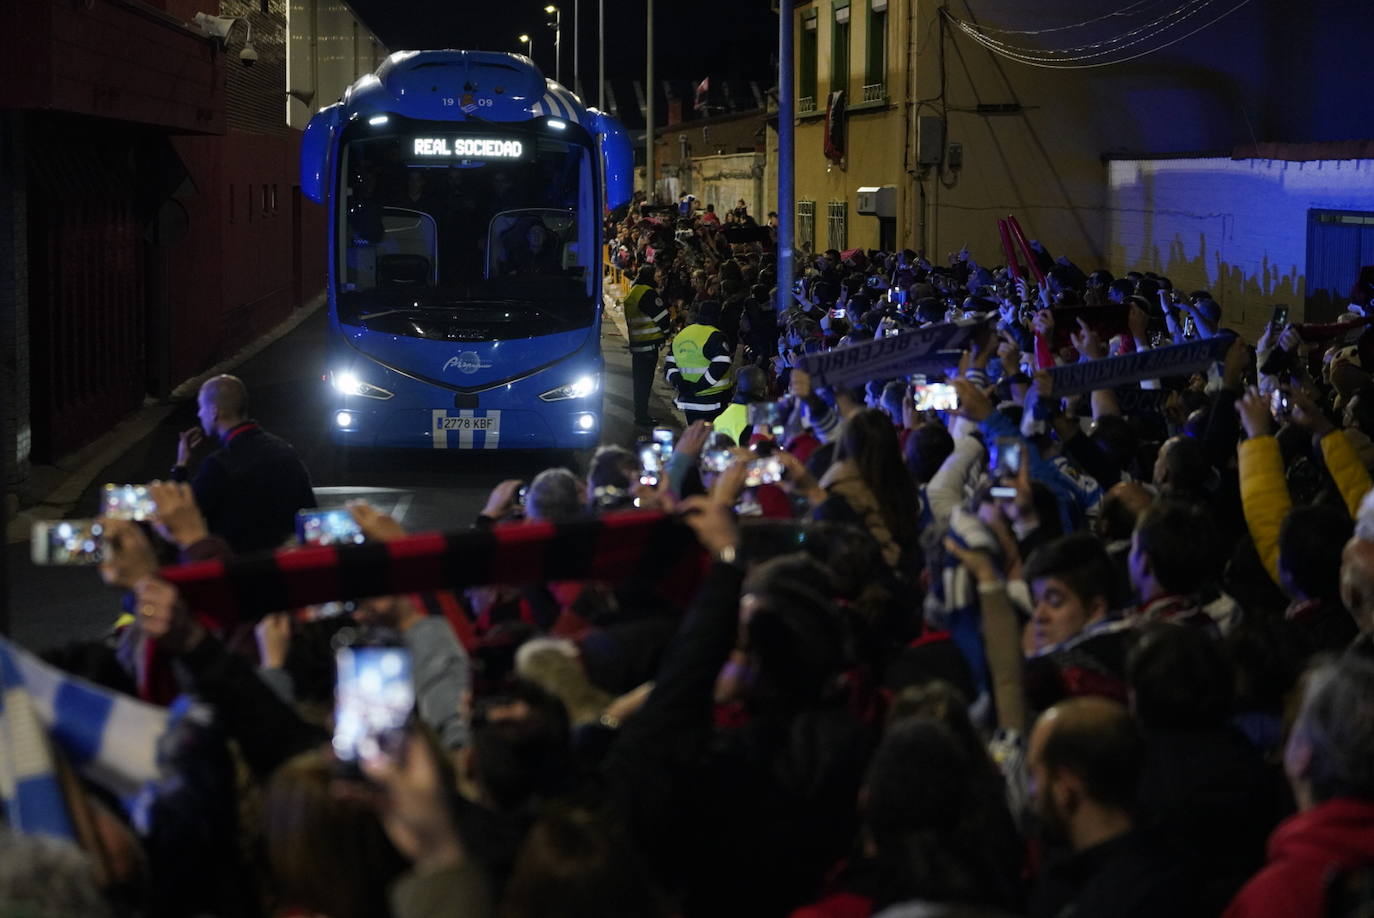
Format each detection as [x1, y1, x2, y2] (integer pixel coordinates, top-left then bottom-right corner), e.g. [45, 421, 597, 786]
[431, 409, 502, 449]
[437, 416, 496, 431]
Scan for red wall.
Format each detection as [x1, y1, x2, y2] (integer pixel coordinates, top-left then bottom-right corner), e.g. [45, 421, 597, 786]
[0, 0, 223, 135]
[168, 130, 326, 385]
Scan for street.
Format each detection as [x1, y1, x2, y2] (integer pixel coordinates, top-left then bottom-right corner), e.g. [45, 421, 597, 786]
[4, 301, 674, 652]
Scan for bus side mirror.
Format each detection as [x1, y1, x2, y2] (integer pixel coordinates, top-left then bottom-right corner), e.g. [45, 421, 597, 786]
[300, 104, 342, 204]
[588, 109, 632, 212]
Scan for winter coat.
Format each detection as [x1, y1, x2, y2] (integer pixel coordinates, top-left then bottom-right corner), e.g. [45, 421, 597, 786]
[1238, 430, 1371, 587]
[1223, 798, 1374, 918]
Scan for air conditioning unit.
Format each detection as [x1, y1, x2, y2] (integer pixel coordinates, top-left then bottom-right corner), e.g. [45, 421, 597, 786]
[856, 185, 896, 219]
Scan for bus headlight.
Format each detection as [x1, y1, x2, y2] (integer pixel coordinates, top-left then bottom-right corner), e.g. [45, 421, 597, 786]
[539, 373, 600, 402]
[332, 370, 394, 400]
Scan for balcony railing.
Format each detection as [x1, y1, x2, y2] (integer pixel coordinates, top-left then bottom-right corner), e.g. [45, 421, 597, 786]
[861, 82, 886, 103]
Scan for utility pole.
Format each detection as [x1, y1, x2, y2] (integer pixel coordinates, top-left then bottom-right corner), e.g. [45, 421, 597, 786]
[544, 6, 561, 84]
[776, 0, 794, 311]
[645, 0, 655, 202]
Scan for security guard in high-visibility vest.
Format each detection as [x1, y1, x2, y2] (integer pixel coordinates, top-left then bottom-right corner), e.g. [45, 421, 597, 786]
[623, 265, 672, 427]
[712, 364, 770, 446]
[664, 300, 735, 424]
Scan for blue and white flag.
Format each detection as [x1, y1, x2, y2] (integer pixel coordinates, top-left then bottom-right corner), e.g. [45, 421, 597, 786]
[1047, 335, 1233, 397]
[924, 508, 1032, 722]
[0, 638, 167, 837]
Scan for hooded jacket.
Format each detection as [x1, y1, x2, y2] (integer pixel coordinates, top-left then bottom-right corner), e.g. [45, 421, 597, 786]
[1223, 797, 1374, 918]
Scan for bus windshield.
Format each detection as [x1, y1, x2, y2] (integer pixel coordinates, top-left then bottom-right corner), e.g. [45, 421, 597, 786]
[337, 127, 595, 319]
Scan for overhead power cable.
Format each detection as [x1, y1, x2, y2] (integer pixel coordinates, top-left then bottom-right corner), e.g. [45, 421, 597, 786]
[945, 0, 1256, 69]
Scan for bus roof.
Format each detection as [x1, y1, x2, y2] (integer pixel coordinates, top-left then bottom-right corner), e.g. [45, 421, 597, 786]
[341, 49, 590, 127]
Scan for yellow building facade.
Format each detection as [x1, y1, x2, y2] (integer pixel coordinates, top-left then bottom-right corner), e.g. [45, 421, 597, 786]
[773, 0, 1245, 270]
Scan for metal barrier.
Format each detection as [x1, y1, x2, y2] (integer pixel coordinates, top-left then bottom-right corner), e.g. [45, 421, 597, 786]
[603, 243, 631, 300]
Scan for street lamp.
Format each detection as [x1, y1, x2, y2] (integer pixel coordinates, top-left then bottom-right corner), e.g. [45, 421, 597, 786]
[544, 5, 561, 85]
[518, 32, 534, 65]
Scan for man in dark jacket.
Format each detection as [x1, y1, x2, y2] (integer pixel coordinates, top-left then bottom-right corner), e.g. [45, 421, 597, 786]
[1028, 697, 1198, 918]
[173, 374, 316, 553]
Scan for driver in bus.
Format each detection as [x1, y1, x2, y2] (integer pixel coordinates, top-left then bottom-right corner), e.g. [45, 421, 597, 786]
[505, 220, 562, 276]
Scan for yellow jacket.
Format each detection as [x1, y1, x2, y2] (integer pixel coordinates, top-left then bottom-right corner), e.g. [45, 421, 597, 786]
[1239, 430, 1372, 586]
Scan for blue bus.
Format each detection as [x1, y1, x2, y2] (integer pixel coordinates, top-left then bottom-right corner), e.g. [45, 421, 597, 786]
[300, 50, 633, 450]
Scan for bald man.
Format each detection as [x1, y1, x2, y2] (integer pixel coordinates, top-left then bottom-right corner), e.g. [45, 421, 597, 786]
[172, 375, 316, 553]
[1027, 697, 1194, 918]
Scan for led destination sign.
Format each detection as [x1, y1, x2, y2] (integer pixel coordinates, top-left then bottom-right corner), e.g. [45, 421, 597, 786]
[412, 137, 526, 160]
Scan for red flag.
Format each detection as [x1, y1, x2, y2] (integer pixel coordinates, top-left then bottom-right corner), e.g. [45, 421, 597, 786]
[694, 77, 710, 112]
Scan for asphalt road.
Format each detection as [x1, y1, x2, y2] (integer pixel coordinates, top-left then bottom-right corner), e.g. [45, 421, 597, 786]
[5, 303, 676, 652]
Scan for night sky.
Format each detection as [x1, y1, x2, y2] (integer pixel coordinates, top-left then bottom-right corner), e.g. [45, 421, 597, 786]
[346, 0, 779, 91]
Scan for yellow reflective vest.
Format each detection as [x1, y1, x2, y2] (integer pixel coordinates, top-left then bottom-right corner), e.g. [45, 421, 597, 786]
[672, 323, 733, 397]
[624, 284, 668, 350]
[713, 402, 749, 445]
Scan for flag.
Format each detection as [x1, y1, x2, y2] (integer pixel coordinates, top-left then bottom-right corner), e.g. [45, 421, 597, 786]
[0, 637, 167, 837]
[923, 508, 1032, 720]
[694, 77, 710, 112]
[799, 316, 989, 390]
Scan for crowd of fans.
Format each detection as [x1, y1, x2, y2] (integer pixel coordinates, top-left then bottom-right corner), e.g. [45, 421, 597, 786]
[7, 202, 1374, 918]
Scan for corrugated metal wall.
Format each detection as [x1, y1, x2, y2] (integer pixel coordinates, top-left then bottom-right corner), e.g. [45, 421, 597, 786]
[26, 119, 147, 462]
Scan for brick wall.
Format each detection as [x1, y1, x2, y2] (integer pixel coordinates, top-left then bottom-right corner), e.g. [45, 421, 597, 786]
[221, 0, 291, 137]
[0, 114, 30, 497]
[1106, 157, 1374, 341]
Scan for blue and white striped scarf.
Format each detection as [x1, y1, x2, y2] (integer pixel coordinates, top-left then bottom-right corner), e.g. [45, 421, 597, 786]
[0, 637, 167, 838]
[923, 507, 1032, 720]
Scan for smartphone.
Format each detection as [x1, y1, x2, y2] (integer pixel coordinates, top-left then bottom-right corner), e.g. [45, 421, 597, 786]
[639, 442, 664, 487]
[296, 508, 365, 546]
[1270, 304, 1289, 330]
[994, 437, 1023, 479]
[743, 455, 785, 488]
[652, 427, 676, 449]
[913, 382, 959, 412]
[700, 445, 734, 473]
[31, 519, 105, 565]
[884, 324, 902, 338]
[102, 483, 156, 521]
[297, 600, 358, 623]
[332, 645, 414, 764]
[747, 401, 785, 437]
[1270, 388, 1291, 420]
